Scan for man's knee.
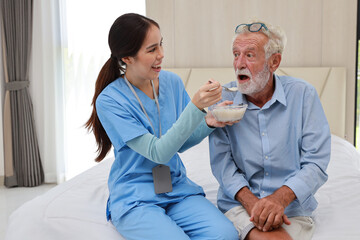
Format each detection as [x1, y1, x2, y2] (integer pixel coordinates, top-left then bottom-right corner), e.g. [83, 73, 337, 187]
[246, 227, 292, 240]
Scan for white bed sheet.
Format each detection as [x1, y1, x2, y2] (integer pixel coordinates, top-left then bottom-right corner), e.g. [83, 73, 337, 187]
[5, 134, 360, 240]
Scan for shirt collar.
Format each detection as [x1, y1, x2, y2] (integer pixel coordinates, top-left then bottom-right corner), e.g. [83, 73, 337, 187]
[233, 74, 287, 109]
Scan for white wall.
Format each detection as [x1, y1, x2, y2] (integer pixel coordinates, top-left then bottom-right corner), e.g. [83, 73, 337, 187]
[146, 0, 357, 143]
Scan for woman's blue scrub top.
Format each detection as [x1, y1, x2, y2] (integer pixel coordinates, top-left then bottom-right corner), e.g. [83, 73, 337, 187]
[96, 70, 205, 221]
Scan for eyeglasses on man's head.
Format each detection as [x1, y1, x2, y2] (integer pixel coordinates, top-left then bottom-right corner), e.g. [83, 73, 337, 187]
[235, 22, 268, 33]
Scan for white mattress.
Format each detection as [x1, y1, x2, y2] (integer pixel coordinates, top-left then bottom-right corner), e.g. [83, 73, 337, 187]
[5, 134, 360, 239]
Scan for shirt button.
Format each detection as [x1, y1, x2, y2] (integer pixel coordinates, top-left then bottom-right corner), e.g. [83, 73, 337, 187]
[261, 191, 265, 194]
[265, 172, 269, 176]
[265, 156, 268, 159]
[262, 132, 265, 136]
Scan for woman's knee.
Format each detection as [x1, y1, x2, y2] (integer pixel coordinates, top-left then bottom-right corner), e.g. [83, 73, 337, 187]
[112, 205, 190, 240]
[205, 220, 239, 240]
[221, 224, 239, 240]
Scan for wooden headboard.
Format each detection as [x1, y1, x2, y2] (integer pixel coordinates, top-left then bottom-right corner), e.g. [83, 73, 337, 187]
[165, 67, 346, 139]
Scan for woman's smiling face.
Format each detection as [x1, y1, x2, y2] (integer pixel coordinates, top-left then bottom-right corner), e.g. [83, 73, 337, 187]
[126, 24, 164, 82]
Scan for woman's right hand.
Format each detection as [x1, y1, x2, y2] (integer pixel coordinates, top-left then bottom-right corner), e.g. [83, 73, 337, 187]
[191, 79, 222, 110]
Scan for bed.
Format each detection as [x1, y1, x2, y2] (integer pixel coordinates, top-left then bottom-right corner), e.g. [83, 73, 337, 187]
[6, 67, 360, 240]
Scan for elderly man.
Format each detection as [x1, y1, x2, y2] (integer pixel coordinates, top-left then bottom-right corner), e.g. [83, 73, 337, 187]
[209, 21, 331, 240]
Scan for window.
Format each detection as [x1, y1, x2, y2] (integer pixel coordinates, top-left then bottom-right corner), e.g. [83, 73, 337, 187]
[60, 0, 146, 179]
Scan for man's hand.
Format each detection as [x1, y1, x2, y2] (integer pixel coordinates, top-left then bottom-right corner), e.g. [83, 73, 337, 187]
[249, 195, 291, 231]
[249, 186, 295, 232]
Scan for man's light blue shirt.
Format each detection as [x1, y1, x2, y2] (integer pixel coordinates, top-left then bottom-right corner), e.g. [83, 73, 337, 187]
[209, 74, 331, 217]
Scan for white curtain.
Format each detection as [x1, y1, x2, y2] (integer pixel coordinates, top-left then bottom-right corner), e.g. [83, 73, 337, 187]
[31, 0, 63, 183]
[30, 0, 145, 183]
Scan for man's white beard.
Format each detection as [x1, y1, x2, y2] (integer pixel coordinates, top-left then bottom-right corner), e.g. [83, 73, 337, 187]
[236, 64, 271, 95]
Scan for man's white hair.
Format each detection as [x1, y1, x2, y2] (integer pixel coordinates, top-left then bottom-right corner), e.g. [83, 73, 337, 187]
[232, 20, 287, 59]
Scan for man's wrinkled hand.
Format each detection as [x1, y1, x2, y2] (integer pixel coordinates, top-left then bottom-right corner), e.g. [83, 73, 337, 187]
[249, 195, 291, 232]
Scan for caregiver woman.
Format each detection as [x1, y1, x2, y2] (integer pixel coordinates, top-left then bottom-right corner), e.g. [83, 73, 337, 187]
[86, 13, 238, 240]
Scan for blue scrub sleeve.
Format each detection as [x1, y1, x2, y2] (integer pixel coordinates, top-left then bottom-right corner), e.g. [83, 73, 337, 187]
[126, 102, 208, 164]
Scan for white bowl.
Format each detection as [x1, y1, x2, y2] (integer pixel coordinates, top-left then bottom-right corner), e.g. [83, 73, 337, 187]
[209, 104, 247, 122]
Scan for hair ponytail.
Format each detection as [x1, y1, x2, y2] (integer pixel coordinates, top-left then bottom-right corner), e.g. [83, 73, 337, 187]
[85, 57, 120, 162]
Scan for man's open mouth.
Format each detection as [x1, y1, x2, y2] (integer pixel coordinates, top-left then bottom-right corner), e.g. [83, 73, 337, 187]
[238, 74, 250, 81]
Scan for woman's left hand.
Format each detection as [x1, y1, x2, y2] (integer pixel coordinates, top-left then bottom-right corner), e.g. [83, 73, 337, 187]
[205, 101, 240, 127]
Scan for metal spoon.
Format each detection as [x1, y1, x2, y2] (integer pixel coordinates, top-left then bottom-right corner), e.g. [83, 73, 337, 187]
[222, 86, 238, 92]
[208, 80, 238, 92]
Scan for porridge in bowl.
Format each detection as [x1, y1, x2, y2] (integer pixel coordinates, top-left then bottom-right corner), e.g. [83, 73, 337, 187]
[210, 104, 247, 122]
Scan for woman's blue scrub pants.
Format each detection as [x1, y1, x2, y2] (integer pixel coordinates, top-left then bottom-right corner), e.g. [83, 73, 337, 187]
[112, 195, 238, 240]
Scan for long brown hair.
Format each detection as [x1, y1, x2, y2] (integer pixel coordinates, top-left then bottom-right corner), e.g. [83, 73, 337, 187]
[85, 13, 160, 162]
